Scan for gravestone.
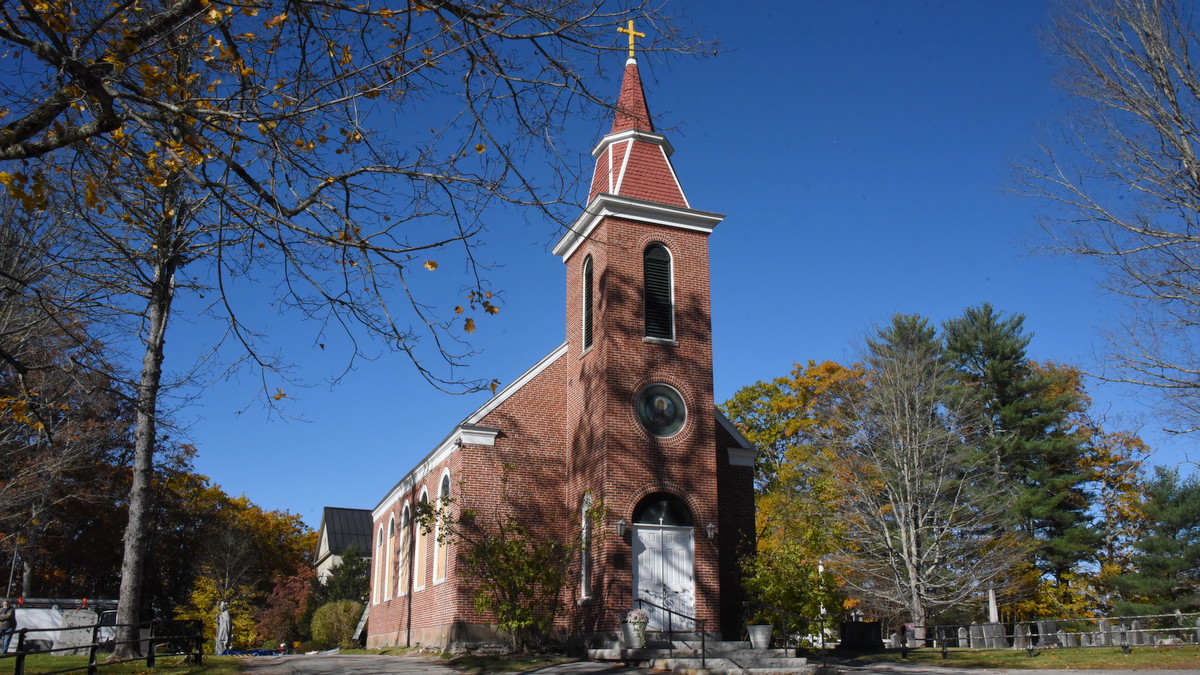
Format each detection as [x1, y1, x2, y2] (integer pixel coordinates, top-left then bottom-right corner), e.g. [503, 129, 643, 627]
[889, 631, 901, 649]
[969, 623, 984, 648]
[1013, 623, 1028, 649]
[1098, 618, 1111, 646]
[839, 621, 884, 650]
[983, 622, 1006, 648]
[1131, 619, 1144, 646]
[1082, 632, 1093, 646]
[1195, 617, 1200, 644]
[1035, 620, 1058, 647]
[1059, 629, 1075, 648]
[957, 626, 968, 647]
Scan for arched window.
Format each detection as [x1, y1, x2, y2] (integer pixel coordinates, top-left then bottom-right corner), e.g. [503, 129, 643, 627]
[633, 492, 694, 527]
[397, 505, 411, 595]
[580, 493, 594, 600]
[373, 525, 385, 605]
[643, 244, 674, 340]
[582, 256, 594, 350]
[385, 516, 396, 599]
[434, 472, 451, 582]
[414, 490, 429, 590]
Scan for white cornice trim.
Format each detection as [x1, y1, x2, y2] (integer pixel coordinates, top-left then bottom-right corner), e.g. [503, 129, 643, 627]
[717, 407, 757, 467]
[727, 447, 757, 467]
[553, 194, 724, 260]
[458, 424, 500, 446]
[592, 129, 674, 158]
[374, 343, 568, 518]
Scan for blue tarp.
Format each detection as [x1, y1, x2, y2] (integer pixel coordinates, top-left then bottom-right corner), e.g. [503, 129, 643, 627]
[221, 649, 283, 656]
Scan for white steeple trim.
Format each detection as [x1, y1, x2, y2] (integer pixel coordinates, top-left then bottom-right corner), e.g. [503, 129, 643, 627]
[592, 128, 674, 158]
[553, 193, 724, 260]
[614, 138, 634, 195]
[589, 129, 689, 209]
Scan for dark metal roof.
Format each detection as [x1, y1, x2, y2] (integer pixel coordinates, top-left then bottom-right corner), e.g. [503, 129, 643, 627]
[318, 506, 373, 556]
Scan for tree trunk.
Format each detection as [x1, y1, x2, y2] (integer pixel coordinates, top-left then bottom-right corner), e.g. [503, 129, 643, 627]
[112, 253, 177, 659]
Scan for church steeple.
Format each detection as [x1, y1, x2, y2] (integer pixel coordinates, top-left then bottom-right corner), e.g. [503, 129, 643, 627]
[554, 32, 722, 262]
[585, 53, 688, 208]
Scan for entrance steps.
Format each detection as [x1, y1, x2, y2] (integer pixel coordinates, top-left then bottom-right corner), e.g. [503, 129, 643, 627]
[587, 638, 812, 674]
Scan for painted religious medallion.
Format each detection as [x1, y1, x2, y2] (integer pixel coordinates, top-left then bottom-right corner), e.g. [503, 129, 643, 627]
[636, 384, 686, 437]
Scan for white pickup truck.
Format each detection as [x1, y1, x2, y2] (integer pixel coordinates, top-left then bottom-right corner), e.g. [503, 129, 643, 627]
[2, 598, 117, 654]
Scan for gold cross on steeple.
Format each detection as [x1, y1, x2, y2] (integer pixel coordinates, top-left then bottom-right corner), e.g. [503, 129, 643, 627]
[617, 20, 645, 59]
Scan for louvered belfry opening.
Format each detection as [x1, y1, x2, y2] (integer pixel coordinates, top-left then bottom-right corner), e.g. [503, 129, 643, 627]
[643, 243, 673, 340]
[583, 255, 594, 350]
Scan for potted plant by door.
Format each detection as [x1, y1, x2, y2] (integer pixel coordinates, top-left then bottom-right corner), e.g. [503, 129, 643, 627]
[745, 611, 774, 650]
[622, 608, 650, 648]
[747, 623, 773, 649]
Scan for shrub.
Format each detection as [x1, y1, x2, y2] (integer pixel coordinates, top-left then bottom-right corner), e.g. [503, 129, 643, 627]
[310, 600, 363, 649]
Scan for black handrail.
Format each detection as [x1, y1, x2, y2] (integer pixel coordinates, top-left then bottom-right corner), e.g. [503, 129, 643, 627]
[633, 597, 709, 670]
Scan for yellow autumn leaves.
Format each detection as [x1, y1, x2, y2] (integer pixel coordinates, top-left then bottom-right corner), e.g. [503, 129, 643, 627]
[0, 170, 49, 211]
[449, 288, 500, 334]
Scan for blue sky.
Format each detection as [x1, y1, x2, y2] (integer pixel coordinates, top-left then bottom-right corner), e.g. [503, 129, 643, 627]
[182, 1, 1193, 528]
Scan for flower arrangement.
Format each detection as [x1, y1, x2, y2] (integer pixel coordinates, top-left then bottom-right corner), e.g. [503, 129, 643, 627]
[623, 608, 650, 624]
[621, 608, 650, 648]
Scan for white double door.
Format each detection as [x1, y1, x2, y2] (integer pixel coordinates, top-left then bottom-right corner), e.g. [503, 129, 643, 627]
[632, 524, 695, 631]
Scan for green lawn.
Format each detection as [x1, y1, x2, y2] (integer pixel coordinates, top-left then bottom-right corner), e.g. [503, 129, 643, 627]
[0, 654, 242, 675]
[835, 644, 1200, 670]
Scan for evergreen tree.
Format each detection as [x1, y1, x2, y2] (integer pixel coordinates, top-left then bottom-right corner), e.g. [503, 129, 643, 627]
[1113, 467, 1200, 616]
[313, 547, 370, 605]
[942, 304, 1098, 582]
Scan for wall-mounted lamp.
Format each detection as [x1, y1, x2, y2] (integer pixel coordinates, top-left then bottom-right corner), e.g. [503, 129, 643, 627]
[616, 519, 627, 537]
[706, 522, 716, 539]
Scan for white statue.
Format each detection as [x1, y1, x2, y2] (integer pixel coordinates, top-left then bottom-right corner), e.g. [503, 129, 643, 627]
[215, 601, 232, 654]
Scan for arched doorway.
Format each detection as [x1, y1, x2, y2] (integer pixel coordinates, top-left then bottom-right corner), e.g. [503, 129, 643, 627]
[631, 493, 694, 631]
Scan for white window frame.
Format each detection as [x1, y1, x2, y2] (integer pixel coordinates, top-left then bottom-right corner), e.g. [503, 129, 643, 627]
[433, 470, 451, 584]
[580, 492, 594, 601]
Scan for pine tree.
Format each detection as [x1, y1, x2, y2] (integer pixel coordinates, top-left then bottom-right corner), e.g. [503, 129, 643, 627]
[1113, 467, 1200, 616]
[942, 303, 1097, 582]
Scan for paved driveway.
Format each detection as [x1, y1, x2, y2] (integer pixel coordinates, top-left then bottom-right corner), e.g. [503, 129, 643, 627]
[237, 654, 645, 675]
[240, 654, 461, 675]
[237, 653, 1198, 675]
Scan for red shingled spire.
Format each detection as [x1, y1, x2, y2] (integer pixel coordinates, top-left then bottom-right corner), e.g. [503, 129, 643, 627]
[610, 58, 654, 134]
[588, 57, 688, 207]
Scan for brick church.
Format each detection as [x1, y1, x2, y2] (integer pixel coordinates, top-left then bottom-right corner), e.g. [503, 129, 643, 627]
[366, 43, 757, 648]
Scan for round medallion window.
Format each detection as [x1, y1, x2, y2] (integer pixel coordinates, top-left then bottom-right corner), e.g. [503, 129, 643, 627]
[635, 384, 686, 437]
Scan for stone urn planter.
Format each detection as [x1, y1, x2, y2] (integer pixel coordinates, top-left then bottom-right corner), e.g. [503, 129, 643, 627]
[747, 624, 773, 650]
[622, 609, 650, 649]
